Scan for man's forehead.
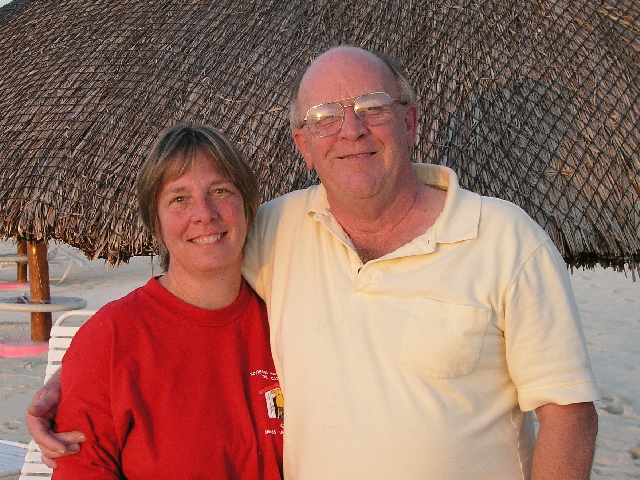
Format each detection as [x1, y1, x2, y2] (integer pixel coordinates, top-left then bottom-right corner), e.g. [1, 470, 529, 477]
[298, 49, 396, 105]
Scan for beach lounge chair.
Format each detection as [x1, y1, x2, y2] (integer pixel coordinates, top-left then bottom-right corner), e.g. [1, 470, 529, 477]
[47, 245, 87, 284]
[0, 440, 28, 478]
[19, 310, 96, 480]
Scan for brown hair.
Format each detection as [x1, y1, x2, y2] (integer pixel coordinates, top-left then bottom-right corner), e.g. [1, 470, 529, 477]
[136, 124, 260, 270]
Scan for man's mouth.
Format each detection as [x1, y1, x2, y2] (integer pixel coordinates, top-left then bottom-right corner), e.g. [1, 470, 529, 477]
[340, 152, 373, 159]
[190, 233, 226, 244]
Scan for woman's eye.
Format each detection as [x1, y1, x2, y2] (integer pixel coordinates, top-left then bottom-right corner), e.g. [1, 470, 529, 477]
[169, 196, 185, 204]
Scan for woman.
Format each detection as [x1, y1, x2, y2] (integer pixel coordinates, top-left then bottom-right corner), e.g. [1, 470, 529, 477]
[52, 125, 283, 479]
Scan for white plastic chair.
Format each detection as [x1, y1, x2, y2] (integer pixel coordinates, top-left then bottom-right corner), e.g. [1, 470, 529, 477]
[19, 310, 96, 480]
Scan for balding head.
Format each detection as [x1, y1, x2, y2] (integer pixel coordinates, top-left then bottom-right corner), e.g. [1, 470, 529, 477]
[289, 46, 416, 131]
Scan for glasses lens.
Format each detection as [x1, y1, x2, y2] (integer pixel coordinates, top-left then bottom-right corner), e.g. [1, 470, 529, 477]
[305, 103, 344, 137]
[354, 93, 394, 126]
[303, 92, 398, 137]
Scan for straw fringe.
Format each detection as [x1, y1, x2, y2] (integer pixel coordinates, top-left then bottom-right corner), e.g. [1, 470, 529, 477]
[0, 0, 638, 274]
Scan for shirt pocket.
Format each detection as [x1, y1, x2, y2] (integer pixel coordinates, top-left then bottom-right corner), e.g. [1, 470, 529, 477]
[398, 298, 491, 379]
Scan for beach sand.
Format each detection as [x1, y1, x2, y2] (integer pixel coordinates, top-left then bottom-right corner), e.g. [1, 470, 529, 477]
[1, 240, 639, 478]
[0, 241, 154, 478]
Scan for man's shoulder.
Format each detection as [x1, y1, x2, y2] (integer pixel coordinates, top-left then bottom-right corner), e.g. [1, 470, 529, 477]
[260, 186, 316, 208]
[480, 194, 541, 224]
[477, 194, 550, 245]
[257, 185, 319, 223]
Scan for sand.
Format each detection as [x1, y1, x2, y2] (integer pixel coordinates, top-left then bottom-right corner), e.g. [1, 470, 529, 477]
[0, 243, 154, 439]
[0, 240, 639, 478]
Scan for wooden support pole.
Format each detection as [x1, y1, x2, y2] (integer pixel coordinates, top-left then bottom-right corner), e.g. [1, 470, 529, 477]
[27, 240, 51, 342]
[17, 239, 28, 283]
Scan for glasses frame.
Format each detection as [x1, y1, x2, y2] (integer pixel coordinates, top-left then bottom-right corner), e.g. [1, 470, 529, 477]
[299, 92, 408, 138]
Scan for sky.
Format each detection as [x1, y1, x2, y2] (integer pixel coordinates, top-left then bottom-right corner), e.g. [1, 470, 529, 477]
[0, 0, 13, 7]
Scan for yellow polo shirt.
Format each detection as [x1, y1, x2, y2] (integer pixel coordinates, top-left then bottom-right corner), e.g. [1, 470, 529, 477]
[243, 164, 599, 480]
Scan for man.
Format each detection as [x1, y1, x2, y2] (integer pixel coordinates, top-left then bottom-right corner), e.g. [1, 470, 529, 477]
[28, 46, 599, 479]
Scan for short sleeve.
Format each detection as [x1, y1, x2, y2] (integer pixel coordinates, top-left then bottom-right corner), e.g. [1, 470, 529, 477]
[503, 240, 600, 411]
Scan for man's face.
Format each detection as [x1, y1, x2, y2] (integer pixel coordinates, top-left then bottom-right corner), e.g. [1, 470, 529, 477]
[292, 48, 418, 205]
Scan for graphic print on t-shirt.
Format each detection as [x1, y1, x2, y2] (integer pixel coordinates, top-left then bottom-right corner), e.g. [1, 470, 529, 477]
[260, 383, 284, 421]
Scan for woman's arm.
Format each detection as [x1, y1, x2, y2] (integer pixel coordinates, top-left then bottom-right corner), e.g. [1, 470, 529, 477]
[49, 315, 124, 479]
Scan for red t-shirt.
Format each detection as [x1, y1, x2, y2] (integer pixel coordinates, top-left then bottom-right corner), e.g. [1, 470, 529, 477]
[54, 278, 283, 480]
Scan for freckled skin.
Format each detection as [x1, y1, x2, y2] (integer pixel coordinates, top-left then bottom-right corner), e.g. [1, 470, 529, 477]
[157, 152, 247, 288]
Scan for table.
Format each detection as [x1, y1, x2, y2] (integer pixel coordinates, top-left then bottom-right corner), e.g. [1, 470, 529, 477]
[0, 296, 88, 356]
[0, 254, 28, 263]
[0, 295, 87, 312]
[0, 254, 29, 283]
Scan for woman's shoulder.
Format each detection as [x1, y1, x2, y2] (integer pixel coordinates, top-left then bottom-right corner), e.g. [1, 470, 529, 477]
[72, 280, 154, 340]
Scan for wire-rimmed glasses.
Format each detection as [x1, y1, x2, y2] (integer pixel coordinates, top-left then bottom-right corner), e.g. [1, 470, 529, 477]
[299, 92, 407, 137]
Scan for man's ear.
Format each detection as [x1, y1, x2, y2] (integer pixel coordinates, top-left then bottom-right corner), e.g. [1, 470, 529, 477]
[404, 103, 419, 149]
[293, 128, 314, 170]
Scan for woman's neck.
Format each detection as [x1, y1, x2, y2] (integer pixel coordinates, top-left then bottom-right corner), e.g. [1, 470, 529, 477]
[158, 267, 243, 310]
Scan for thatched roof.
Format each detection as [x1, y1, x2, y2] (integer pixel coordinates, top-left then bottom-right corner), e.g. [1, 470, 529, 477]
[1, 0, 638, 274]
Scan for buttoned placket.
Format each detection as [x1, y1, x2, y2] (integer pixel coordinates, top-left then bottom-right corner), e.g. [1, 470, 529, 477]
[313, 208, 441, 294]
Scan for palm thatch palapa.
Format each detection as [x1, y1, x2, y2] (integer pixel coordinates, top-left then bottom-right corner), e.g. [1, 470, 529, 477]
[1, 0, 639, 275]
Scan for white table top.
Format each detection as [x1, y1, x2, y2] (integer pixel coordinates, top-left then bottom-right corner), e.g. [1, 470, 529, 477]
[0, 254, 28, 263]
[0, 296, 87, 312]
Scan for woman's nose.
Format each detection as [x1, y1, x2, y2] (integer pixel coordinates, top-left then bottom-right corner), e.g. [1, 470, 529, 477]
[192, 195, 220, 221]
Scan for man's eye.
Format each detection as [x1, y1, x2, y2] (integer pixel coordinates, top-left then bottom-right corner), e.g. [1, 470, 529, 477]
[170, 196, 185, 204]
[314, 115, 341, 126]
[358, 105, 387, 117]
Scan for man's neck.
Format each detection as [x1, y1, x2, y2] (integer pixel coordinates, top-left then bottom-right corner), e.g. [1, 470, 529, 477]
[328, 180, 447, 263]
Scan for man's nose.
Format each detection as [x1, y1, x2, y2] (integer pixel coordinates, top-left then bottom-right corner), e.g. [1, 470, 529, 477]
[338, 106, 368, 139]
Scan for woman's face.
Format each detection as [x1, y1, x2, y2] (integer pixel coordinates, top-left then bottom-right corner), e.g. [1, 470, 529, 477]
[156, 151, 247, 279]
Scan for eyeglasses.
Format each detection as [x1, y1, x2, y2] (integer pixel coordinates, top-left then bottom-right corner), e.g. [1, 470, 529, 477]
[299, 92, 407, 138]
